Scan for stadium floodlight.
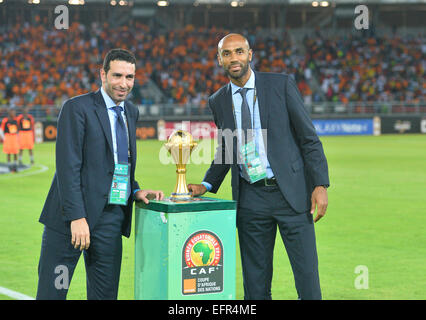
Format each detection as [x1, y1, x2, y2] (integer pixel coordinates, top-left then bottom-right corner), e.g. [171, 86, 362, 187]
[68, 0, 84, 5]
[28, 0, 40, 4]
[230, 0, 238, 6]
[110, 0, 117, 5]
[157, 0, 169, 6]
[320, 1, 329, 7]
[312, 1, 319, 7]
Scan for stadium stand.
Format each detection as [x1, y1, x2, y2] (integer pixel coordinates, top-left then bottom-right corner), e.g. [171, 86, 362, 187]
[0, 1, 425, 120]
[0, 20, 316, 115]
[303, 32, 425, 104]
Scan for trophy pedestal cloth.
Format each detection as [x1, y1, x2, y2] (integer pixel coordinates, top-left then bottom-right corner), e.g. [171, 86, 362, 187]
[134, 197, 237, 300]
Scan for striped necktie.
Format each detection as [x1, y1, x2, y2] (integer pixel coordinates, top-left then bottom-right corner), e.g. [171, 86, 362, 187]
[111, 106, 128, 164]
[237, 87, 253, 143]
[237, 87, 253, 183]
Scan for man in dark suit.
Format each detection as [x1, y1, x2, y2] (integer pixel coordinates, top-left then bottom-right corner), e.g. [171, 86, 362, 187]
[188, 34, 329, 300]
[36, 48, 164, 300]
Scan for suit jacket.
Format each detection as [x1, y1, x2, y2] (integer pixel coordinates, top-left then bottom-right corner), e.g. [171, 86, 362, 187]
[203, 71, 329, 213]
[39, 89, 140, 238]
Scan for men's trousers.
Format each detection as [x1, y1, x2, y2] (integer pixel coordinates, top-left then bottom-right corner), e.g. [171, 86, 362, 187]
[36, 204, 125, 300]
[237, 178, 321, 300]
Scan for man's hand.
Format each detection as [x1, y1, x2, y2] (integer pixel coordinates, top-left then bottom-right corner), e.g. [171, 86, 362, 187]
[71, 218, 90, 251]
[311, 186, 328, 223]
[187, 184, 207, 197]
[134, 189, 164, 204]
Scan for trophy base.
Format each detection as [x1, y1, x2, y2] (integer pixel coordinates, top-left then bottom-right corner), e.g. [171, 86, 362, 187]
[169, 192, 193, 202]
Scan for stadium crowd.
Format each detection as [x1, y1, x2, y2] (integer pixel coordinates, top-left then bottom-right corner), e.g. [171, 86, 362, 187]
[0, 17, 424, 114]
[0, 18, 318, 112]
[304, 32, 426, 104]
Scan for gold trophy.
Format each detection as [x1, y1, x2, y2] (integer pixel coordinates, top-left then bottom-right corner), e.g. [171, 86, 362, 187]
[165, 130, 197, 202]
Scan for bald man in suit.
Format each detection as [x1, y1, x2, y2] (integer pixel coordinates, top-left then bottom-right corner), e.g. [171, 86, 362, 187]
[189, 34, 329, 300]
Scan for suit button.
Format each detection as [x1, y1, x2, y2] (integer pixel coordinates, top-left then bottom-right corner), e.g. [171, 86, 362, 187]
[108, 171, 113, 176]
[104, 194, 108, 199]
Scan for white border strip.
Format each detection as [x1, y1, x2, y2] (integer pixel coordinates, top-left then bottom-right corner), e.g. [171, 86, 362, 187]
[0, 164, 48, 179]
[0, 286, 35, 300]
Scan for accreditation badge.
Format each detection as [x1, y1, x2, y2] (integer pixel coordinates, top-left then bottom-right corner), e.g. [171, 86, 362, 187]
[109, 163, 130, 205]
[240, 140, 267, 183]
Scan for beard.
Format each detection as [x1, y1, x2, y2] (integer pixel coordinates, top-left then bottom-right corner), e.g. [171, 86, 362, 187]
[224, 61, 250, 81]
[104, 83, 130, 104]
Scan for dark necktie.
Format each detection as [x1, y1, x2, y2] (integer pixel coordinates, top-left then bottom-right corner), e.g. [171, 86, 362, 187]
[111, 106, 128, 164]
[237, 87, 253, 144]
[237, 88, 253, 183]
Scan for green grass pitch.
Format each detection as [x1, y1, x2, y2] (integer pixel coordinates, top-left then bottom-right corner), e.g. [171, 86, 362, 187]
[0, 134, 425, 300]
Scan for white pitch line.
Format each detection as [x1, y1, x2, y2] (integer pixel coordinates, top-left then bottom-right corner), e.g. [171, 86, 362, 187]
[0, 164, 49, 179]
[0, 286, 35, 300]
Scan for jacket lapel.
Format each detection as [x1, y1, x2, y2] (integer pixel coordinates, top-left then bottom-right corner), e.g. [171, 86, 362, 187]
[220, 84, 238, 164]
[222, 83, 236, 131]
[254, 71, 269, 130]
[125, 102, 137, 166]
[93, 90, 114, 155]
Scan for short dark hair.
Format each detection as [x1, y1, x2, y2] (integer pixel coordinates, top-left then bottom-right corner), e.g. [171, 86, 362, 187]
[102, 48, 136, 74]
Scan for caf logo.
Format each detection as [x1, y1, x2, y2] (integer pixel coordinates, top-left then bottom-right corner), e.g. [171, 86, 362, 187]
[182, 230, 224, 295]
[184, 231, 222, 268]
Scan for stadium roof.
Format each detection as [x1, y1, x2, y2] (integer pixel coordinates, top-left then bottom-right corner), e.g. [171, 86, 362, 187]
[6, 0, 426, 4]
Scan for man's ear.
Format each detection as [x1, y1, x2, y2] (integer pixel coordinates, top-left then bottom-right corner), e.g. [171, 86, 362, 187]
[217, 53, 222, 67]
[100, 68, 106, 82]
